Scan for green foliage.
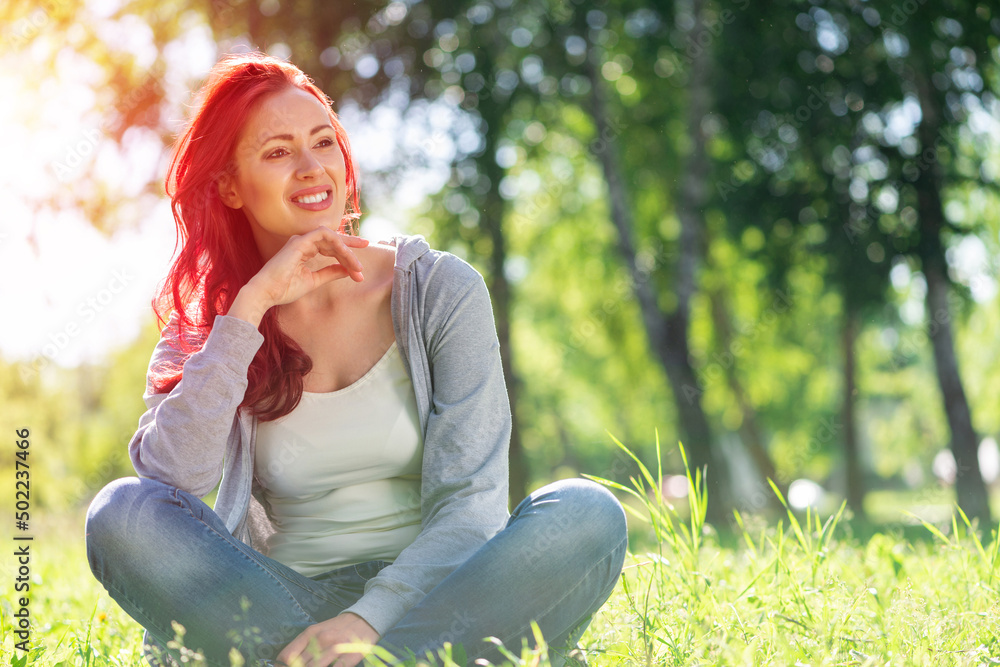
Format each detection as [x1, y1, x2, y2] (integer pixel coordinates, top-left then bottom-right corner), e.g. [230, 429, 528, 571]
[6, 0, 1000, 524]
[0, 319, 159, 513]
[585, 438, 1000, 666]
[505, 138, 676, 482]
[8, 442, 1000, 666]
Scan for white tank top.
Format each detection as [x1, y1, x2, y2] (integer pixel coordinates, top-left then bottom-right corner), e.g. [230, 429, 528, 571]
[254, 342, 423, 576]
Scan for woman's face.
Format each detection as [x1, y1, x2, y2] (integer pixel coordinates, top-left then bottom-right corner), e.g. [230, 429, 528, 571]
[220, 86, 349, 259]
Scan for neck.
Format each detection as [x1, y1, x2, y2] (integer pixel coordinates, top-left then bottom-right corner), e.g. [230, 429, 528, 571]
[281, 275, 355, 319]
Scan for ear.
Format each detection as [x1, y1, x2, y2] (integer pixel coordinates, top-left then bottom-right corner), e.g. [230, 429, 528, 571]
[217, 172, 243, 209]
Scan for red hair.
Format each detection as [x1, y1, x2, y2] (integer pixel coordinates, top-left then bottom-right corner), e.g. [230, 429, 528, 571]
[152, 52, 362, 420]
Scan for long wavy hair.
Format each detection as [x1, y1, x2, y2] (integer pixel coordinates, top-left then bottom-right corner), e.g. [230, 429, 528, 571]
[151, 52, 362, 421]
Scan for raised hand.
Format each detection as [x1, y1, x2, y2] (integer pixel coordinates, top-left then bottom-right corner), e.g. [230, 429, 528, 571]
[228, 227, 369, 327]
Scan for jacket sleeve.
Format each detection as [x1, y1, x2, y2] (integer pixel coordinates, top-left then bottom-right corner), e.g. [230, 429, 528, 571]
[129, 314, 265, 497]
[344, 260, 511, 635]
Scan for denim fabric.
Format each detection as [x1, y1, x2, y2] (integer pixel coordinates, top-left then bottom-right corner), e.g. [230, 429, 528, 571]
[128, 237, 516, 634]
[86, 477, 627, 666]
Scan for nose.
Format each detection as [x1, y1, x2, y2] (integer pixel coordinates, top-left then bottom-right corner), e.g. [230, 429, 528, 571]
[295, 150, 323, 179]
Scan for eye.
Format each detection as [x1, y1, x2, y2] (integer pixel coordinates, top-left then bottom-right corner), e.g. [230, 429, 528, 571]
[265, 147, 290, 159]
[315, 137, 336, 149]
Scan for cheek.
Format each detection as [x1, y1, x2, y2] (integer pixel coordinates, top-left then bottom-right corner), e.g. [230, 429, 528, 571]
[328, 159, 348, 185]
[240, 173, 281, 209]
[332, 148, 347, 176]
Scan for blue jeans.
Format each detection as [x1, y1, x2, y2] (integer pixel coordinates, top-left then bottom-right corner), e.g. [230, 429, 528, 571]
[85, 477, 627, 666]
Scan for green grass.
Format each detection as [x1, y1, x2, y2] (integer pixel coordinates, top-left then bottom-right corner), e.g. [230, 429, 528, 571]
[4, 440, 1000, 666]
[0, 512, 147, 666]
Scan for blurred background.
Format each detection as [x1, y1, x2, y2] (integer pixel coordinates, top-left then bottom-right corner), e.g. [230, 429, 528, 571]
[1, 0, 999, 530]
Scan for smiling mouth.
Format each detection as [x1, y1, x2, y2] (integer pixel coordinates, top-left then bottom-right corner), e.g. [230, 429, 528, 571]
[292, 190, 330, 204]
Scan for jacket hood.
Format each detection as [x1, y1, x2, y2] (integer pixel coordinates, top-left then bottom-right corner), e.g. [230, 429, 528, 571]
[388, 234, 431, 272]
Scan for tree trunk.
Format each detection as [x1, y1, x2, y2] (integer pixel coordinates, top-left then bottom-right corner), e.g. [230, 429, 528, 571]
[913, 69, 991, 527]
[923, 257, 990, 525]
[579, 0, 728, 522]
[666, 0, 728, 516]
[841, 304, 865, 519]
[707, 287, 781, 509]
[476, 65, 530, 507]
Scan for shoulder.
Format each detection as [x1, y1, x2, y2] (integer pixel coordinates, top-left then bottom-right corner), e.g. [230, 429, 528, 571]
[358, 238, 398, 267]
[390, 235, 484, 296]
[387, 235, 493, 332]
[352, 241, 397, 297]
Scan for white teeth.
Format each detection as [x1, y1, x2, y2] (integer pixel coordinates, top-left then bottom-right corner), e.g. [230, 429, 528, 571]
[293, 191, 329, 204]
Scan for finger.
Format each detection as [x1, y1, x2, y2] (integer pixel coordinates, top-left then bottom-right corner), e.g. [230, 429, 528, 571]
[332, 652, 364, 667]
[283, 642, 323, 667]
[313, 241, 365, 279]
[307, 225, 369, 250]
[277, 631, 311, 667]
[339, 234, 370, 248]
[311, 263, 353, 285]
[316, 239, 363, 271]
[308, 639, 341, 667]
[325, 648, 360, 667]
[275, 645, 298, 666]
[283, 232, 364, 283]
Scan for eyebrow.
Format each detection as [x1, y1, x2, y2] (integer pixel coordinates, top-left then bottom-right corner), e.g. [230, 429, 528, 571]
[261, 124, 335, 145]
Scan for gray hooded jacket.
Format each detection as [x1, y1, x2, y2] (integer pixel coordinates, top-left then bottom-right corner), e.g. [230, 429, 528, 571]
[128, 235, 512, 635]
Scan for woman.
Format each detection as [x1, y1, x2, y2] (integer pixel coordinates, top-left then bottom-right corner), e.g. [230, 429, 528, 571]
[85, 52, 627, 667]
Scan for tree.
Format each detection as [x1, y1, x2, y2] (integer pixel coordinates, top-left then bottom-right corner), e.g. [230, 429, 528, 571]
[840, 0, 996, 526]
[715, 0, 998, 524]
[571, 0, 731, 518]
